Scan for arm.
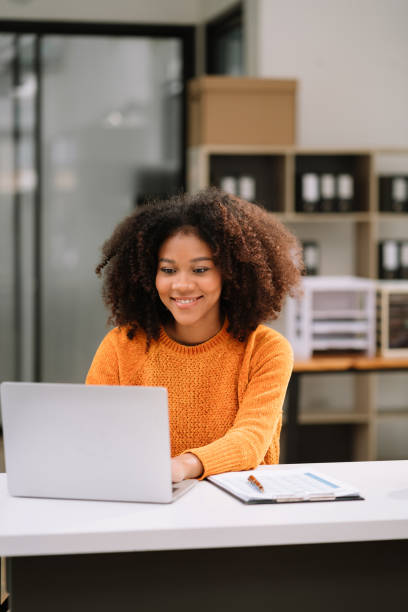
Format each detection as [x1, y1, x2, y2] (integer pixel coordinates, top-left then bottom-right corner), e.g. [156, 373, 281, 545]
[87, 330, 202, 481]
[87, 330, 201, 482]
[85, 332, 120, 385]
[186, 333, 293, 479]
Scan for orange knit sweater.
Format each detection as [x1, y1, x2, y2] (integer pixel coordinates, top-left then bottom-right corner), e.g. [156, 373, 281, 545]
[86, 321, 293, 478]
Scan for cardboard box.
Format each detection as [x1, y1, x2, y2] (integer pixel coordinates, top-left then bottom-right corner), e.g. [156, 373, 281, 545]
[188, 76, 296, 146]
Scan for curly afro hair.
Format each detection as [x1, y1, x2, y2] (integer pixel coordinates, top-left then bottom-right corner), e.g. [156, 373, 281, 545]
[96, 187, 303, 346]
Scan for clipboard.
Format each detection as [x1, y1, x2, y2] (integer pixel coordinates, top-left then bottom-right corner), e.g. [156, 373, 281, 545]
[207, 467, 365, 504]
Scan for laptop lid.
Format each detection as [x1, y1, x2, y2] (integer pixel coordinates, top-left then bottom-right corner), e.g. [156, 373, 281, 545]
[0, 382, 186, 504]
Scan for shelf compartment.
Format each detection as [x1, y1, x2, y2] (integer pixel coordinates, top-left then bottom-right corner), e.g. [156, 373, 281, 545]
[292, 424, 355, 463]
[294, 153, 371, 213]
[376, 416, 408, 460]
[312, 321, 370, 333]
[312, 309, 371, 319]
[209, 153, 286, 212]
[312, 338, 368, 351]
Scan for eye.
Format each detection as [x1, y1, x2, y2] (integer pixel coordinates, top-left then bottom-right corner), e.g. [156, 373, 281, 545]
[160, 267, 176, 274]
[194, 267, 210, 274]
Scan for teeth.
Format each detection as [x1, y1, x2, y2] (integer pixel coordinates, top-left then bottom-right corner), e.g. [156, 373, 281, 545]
[176, 299, 196, 304]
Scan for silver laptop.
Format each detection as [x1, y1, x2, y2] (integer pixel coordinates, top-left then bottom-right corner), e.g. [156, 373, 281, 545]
[0, 382, 196, 503]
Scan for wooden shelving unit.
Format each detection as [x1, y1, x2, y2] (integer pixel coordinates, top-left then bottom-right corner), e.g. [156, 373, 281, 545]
[1, 556, 8, 611]
[187, 145, 408, 462]
[188, 145, 408, 277]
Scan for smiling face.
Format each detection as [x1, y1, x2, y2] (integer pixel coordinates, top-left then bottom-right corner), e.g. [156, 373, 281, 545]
[155, 229, 223, 344]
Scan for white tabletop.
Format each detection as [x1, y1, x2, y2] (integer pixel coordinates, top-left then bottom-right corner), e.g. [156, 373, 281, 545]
[1, 460, 408, 557]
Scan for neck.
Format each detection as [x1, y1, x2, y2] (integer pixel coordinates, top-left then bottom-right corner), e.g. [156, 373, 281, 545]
[165, 317, 224, 346]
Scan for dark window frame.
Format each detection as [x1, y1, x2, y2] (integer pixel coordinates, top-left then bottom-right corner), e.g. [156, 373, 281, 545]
[205, 2, 243, 75]
[0, 19, 195, 171]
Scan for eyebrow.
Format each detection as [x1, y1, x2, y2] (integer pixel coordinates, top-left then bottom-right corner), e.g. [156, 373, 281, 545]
[159, 257, 214, 263]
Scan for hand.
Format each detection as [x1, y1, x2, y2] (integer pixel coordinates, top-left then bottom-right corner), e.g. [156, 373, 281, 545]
[171, 453, 203, 483]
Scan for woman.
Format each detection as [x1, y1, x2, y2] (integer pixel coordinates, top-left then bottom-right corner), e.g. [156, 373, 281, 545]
[86, 187, 303, 482]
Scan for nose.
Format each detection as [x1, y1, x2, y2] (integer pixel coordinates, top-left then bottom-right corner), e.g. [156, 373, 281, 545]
[171, 272, 195, 292]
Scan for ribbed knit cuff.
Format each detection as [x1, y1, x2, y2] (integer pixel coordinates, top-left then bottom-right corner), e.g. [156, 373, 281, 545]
[185, 441, 248, 480]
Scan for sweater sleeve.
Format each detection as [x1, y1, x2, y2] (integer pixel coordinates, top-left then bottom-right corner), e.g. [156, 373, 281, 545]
[85, 331, 120, 385]
[186, 331, 293, 478]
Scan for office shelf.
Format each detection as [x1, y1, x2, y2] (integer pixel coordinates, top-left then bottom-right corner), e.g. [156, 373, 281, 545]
[298, 412, 371, 425]
[187, 141, 408, 462]
[284, 212, 371, 222]
[376, 408, 408, 419]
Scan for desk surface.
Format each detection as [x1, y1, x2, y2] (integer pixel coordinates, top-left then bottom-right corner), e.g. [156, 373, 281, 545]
[1, 461, 408, 557]
[293, 355, 408, 372]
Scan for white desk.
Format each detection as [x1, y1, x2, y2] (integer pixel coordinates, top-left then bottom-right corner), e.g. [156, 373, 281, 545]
[2, 461, 408, 611]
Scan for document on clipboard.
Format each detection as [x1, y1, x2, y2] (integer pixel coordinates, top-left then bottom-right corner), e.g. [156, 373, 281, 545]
[207, 466, 364, 504]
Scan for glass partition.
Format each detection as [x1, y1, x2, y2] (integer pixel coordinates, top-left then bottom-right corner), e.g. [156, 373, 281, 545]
[17, 35, 37, 382]
[0, 29, 186, 384]
[0, 35, 15, 383]
[41, 36, 183, 382]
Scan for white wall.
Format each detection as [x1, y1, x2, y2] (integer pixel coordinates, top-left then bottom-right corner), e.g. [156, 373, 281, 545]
[257, 0, 408, 147]
[5, 0, 407, 149]
[0, 0, 200, 23]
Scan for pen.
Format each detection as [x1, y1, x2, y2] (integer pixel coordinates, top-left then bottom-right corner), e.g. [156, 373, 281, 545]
[248, 474, 264, 493]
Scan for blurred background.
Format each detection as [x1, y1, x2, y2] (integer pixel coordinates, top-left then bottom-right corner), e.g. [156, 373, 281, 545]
[1, 0, 408, 466]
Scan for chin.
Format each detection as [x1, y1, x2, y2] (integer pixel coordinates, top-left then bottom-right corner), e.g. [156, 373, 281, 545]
[172, 313, 200, 326]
